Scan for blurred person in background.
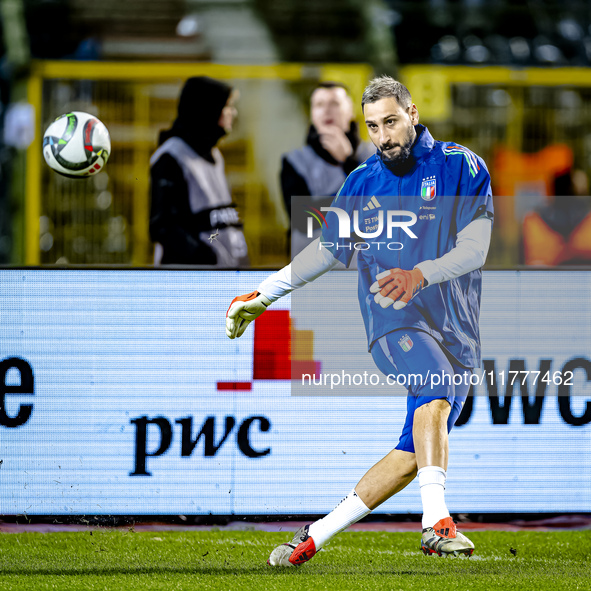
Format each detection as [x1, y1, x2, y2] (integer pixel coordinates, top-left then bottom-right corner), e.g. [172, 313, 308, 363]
[522, 168, 591, 265]
[149, 76, 249, 266]
[281, 82, 375, 257]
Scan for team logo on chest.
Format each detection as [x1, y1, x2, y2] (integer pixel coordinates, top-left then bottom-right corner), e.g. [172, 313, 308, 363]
[421, 176, 436, 200]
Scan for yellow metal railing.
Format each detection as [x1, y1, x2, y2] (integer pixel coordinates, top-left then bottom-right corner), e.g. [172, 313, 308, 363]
[400, 65, 591, 121]
[25, 73, 42, 266]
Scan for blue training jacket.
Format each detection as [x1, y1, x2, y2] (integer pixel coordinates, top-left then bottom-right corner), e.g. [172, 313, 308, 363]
[320, 124, 494, 368]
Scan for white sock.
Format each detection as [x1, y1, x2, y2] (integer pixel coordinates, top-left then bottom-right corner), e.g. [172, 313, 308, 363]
[307, 489, 371, 549]
[418, 466, 450, 529]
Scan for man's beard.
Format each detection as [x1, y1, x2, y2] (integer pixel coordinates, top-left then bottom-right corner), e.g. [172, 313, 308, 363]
[378, 126, 415, 174]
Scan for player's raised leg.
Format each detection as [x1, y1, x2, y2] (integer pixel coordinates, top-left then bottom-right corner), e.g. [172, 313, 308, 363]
[268, 449, 418, 567]
[266, 490, 370, 567]
[268, 331, 473, 566]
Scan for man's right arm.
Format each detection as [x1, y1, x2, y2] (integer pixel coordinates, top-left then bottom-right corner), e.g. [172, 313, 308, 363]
[226, 166, 360, 338]
[226, 239, 339, 338]
[257, 238, 341, 301]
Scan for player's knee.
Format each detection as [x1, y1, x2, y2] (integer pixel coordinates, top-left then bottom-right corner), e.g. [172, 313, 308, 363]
[414, 397, 452, 428]
[415, 396, 451, 414]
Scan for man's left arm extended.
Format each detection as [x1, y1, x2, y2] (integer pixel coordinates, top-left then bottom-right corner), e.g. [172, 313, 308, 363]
[414, 216, 492, 285]
[371, 217, 492, 309]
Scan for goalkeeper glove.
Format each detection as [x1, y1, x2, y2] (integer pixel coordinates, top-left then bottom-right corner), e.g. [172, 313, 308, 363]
[226, 291, 271, 339]
[369, 267, 425, 310]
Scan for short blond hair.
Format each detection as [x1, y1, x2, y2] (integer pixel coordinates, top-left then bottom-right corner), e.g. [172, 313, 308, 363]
[361, 76, 412, 109]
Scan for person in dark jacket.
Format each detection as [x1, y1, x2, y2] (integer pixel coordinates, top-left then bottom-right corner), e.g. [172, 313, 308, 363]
[149, 76, 249, 266]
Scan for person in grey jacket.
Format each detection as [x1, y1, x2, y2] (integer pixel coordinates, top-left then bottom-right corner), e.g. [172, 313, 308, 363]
[281, 82, 375, 257]
[150, 76, 249, 267]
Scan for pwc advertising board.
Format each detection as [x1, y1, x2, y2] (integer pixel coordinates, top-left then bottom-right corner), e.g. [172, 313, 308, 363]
[1, 270, 590, 515]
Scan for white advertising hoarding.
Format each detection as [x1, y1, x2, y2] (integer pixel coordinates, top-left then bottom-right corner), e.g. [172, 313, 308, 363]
[0, 270, 590, 515]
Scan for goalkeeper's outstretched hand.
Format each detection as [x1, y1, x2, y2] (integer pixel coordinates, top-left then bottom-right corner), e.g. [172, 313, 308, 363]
[369, 268, 425, 310]
[226, 291, 271, 339]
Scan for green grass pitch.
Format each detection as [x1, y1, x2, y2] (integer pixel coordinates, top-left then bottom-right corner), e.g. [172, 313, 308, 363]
[0, 529, 589, 590]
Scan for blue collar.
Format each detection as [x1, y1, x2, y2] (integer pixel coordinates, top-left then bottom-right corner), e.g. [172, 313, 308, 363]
[411, 124, 435, 162]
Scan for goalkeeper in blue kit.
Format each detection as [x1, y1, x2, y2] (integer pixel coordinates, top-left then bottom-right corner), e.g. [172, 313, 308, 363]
[226, 76, 493, 564]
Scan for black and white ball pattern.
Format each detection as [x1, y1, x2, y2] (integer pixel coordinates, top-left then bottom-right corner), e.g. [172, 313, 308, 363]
[43, 111, 111, 178]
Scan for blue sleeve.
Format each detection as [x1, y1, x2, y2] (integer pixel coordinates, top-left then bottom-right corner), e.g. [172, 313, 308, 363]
[455, 153, 494, 234]
[319, 177, 359, 267]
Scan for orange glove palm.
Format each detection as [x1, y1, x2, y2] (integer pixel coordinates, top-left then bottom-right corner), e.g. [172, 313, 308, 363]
[226, 291, 271, 339]
[369, 268, 425, 310]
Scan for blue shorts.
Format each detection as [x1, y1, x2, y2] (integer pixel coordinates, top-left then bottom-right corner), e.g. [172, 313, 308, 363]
[370, 329, 471, 454]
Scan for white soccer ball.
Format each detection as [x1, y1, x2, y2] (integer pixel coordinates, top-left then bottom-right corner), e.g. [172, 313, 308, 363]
[43, 111, 111, 178]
